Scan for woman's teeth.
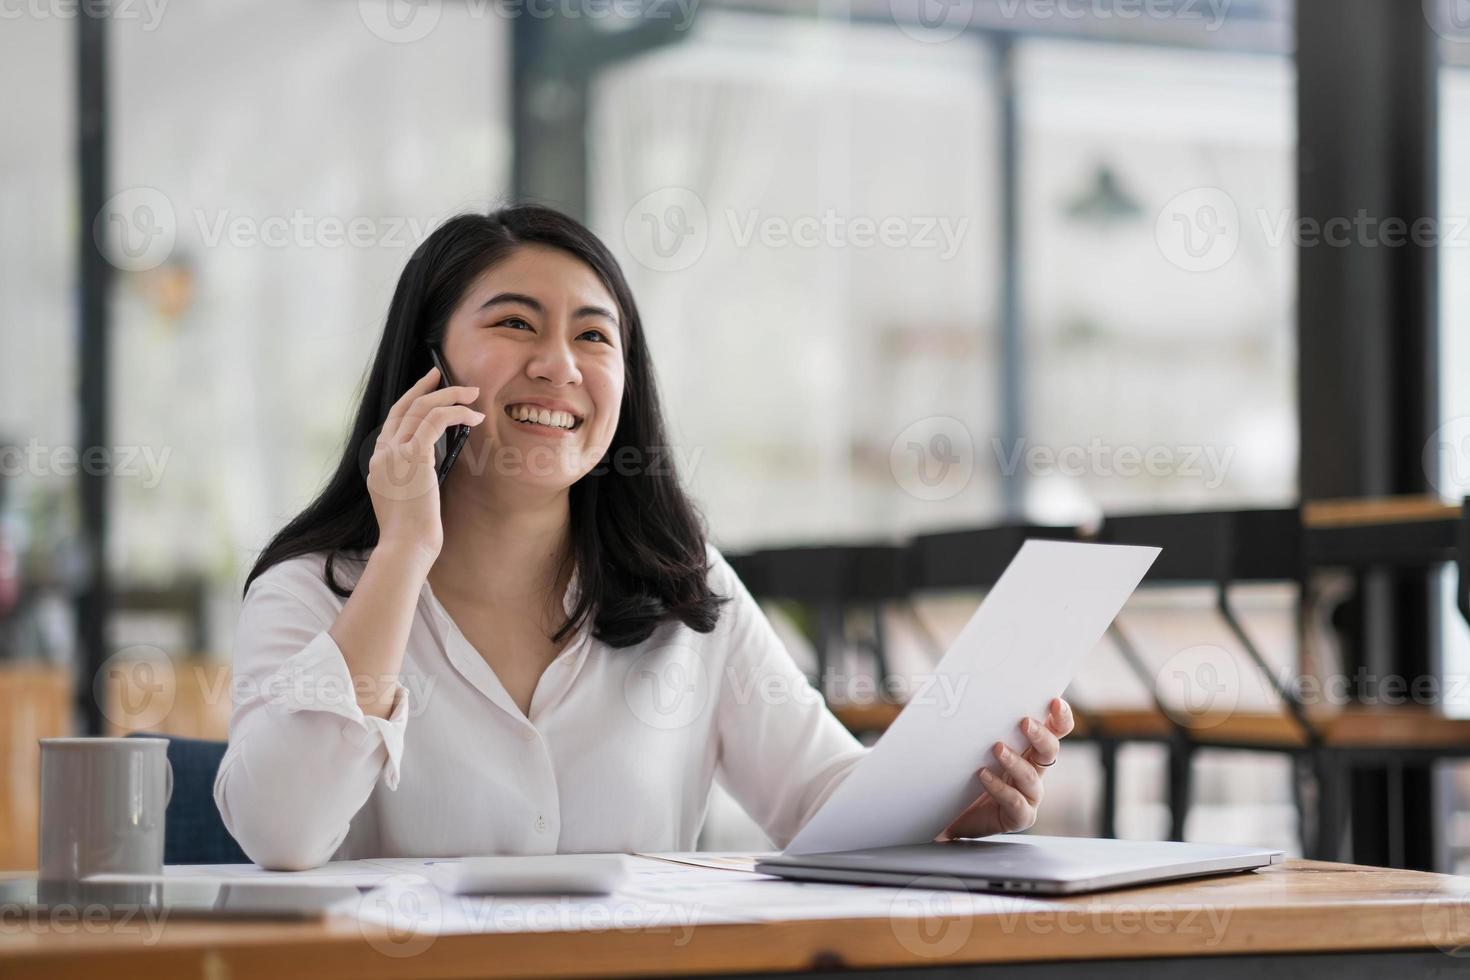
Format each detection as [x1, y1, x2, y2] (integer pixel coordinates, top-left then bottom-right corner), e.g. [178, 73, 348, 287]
[506, 404, 578, 430]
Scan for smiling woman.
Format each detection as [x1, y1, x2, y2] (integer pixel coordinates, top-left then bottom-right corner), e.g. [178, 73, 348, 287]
[241, 207, 721, 650]
[211, 205, 1071, 870]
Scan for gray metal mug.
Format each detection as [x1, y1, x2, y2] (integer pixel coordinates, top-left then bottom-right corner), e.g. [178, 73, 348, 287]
[38, 737, 174, 881]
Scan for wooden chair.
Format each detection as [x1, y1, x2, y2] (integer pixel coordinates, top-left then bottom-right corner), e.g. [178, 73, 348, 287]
[1100, 501, 1470, 863]
[124, 733, 248, 864]
[1095, 508, 1313, 846]
[726, 542, 907, 705]
[1296, 495, 1470, 863]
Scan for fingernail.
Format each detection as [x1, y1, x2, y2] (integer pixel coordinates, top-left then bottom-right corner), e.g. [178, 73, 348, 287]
[980, 769, 994, 782]
[1022, 719, 1034, 735]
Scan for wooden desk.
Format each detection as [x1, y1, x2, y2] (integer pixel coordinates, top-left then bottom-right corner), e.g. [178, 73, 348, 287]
[3, 860, 1469, 979]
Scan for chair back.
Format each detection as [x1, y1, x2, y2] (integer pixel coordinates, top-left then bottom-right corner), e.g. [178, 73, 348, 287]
[127, 733, 248, 865]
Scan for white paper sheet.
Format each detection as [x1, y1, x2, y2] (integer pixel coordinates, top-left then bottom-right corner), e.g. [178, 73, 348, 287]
[88, 857, 449, 888]
[348, 854, 1048, 937]
[633, 851, 768, 874]
[786, 540, 1159, 855]
[349, 856, 766, 938]
[621, 855, 1043, 921]
[351, 881, 757, 938]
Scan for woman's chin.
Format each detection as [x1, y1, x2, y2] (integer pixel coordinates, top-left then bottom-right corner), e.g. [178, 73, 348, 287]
[504, 470, 583, 494]
[491, 448, 590, 494]
[452, 422, 614, 494]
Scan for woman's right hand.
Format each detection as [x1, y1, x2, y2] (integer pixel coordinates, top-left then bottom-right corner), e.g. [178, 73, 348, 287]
[366, 366, 485, 564]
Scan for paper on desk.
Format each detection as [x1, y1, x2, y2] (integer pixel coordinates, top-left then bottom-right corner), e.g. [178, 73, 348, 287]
[351, 857, 765, 937]
[632, 878, 1045, 921]
[628, 852, 1043, 919]
[88, 857, 447, 889]
[350, 854, 1047, 937]
[620, 860, 1044, 921]
[633, 851, 769, 874]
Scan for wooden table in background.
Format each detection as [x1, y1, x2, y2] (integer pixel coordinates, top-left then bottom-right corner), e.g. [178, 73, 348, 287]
[0, 664, 71, 872]
[3, 860, 1470, 979]
[1300, 495, 1461, 529]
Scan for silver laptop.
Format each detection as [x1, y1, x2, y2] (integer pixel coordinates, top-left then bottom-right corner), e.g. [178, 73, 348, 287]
[754, 541, 1283, 895]
[755, 834, 1283, 896]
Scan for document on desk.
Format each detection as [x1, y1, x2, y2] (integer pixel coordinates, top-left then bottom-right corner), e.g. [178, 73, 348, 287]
[349, 854, 1048, 937]
[350, 856, 766, 936]
[629, 852, 1045, 921]
[634, 851, 764, 873]
[89, 857, 445, 888]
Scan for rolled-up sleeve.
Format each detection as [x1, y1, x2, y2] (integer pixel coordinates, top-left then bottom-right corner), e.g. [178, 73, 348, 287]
[214, 577, 409, 870]
[710, 549, 870, 849]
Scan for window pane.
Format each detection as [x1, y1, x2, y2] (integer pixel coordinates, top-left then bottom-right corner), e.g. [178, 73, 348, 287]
[0, 17, 76, 665]
[591, 11, 1002, 548]
[107, 3, 509, 612]
[1436, 61, 1470, 873]
[1018, 39, 1296, 522]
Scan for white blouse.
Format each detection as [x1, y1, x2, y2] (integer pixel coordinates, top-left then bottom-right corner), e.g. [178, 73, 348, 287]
[213, 543, 869, 870]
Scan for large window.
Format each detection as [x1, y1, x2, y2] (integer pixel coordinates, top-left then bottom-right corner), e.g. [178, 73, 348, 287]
[591, 6, 1299, 851]
[1018, 39, 1296, 521]
[592, 12, 1298, 554]
[0, 17, 76, 666]
[103, 3, 510, 652]
[1437, 56, 1470, 872]
[591, 11, 1003, 550]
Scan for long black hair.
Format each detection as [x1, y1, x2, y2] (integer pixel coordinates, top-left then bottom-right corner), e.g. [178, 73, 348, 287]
[244, 205, 727, 648]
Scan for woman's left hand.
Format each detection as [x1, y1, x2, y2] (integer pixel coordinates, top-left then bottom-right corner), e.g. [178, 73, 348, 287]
[936, 697, 1075, 841]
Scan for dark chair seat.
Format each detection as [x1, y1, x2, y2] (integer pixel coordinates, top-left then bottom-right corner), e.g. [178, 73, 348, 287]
[126, 733, 248, 865]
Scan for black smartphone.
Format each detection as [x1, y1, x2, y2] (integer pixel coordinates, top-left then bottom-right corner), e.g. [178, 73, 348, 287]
[427, 345, 472, 485]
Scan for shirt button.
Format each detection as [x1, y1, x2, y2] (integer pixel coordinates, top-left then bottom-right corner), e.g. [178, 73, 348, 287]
[535, 815, 549, 833]
[520, 729, 535, 742]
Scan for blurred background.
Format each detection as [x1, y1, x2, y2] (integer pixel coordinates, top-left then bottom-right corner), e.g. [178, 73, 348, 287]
[3, 0, 1470, 875]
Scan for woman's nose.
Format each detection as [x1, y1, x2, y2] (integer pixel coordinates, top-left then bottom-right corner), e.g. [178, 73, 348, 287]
[526, 335, 582, 386]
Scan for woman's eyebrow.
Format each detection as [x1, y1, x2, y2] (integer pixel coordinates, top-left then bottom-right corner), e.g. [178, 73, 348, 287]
[576, 304, 619, 324]
[478, 291, 542, 313]
[478, 292, 618, 324]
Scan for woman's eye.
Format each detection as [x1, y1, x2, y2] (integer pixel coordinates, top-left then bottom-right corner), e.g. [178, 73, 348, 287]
[499, 317, 533, 331]
[579, 329, 609, 344]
